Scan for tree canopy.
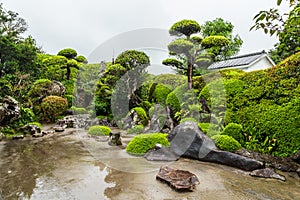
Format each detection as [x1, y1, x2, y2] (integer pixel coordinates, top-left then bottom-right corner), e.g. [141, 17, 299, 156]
[201, 18, 243, 60]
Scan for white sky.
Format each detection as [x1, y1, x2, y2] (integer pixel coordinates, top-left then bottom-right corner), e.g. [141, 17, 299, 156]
[2, 0, 291, 64]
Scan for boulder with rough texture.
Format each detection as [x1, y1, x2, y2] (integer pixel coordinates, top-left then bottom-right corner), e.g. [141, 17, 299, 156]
[20, 124, 41, 136]
[146, 104, 174, 134]
[146, 121, 263, 171]
[156, 166, 200, 192]
[250, 168, 286, 181]
[291, 150, 300, 164]
[0, 96, 21, 126]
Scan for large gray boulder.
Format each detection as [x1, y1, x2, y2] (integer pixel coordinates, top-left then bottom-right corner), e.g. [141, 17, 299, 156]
[145, 121, 263, 171]
[0, 96, 21, 126]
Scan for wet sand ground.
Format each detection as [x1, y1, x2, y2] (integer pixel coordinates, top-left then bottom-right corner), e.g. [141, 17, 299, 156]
[0, 128, 299, 200]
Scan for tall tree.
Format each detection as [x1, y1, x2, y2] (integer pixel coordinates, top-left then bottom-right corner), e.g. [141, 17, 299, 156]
[163, 19, 229, 89]
[0, 3, 38, 78]
[201, 18, 243, 60]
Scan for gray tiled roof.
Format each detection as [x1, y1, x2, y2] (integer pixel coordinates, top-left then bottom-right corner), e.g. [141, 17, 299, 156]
[208, 51, 267, 70]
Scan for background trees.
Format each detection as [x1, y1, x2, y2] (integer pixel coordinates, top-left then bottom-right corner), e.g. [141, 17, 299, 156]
[251, 0, 300, 63]
[201, 18, 243, 60]
[0, 3, 39, 78]
[162, 19, 230, 89]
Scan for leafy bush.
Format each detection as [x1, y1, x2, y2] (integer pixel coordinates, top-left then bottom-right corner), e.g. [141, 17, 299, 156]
[166, 92, 180, 114]
[132, 107, 148, 126]
[152, 84, 172, 105]
[126, 133, 170, 155]
[75, 55, 88, 63]
[41, 96, 68, 122]
[139, 101, 152, 116]
[87, 125, 111, 136]
[221, 123, 244, 144]
[212, 135, 242, 152]
[126, 125, 144, 134]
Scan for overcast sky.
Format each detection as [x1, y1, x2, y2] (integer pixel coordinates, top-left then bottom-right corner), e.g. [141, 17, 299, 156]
[2, 0, 290, 64]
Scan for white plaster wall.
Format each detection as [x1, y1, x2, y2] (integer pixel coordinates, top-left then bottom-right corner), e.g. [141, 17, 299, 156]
[244, 57, 273, 72]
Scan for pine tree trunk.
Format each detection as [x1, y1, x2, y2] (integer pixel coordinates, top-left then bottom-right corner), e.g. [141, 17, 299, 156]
[187, 61, 193, 89]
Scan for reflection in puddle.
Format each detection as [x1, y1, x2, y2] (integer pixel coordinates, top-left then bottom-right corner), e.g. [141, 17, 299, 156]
[0, 130, 299, 200]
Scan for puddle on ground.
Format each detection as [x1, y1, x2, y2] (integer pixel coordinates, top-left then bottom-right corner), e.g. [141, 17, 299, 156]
[0, 129, 299, 200]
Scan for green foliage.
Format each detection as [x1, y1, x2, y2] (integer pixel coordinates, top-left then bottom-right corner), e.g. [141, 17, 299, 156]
[169, 19, 201, 37]
[132, 107, 148, 126]
[153, 74, 186, 90]
[62, 80, 76, 95]
[212, 135, 242, 152]
[75, 55, 88, 63]
[166, 92, 181, 114]
[162, 58, 183, 69]
[57, 48, 77, 59]
[168, 39, 194, 55]
[126, 133, 170, 155]
[41, 96, 68, 123]
[115, 50, 150, 70]
[70, 106, 87, 114]
[152, 84, 172, 105]
[221, 123, 244, 144]
[11, 106, 35, 129]
[27, 122, 42, 129]
[126, 125, 144, 134]
[201, 18, 243, 60]
[87, 125, 111, 136]
[180, 117, 197, 124]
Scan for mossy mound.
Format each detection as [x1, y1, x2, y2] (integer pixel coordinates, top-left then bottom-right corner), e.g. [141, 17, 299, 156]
[212, 135, 242, 152]
[126, 133, 170, 155]
[87, 125, 111, 136]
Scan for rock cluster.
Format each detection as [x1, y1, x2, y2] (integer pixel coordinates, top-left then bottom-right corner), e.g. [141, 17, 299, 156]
[0, 96, 21, 126]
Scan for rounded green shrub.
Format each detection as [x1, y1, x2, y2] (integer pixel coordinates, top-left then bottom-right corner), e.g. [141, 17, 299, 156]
[126, 125, 144, 134]
[132, 107, 148, 126]
[75, 55, 88, 63]
[152, 84, 172, 105]
[166, 92, 180, 113]
[213, 135, 242, 152]
[57, 48, 77, 59]
[41, 96, 68, 122]
[87, 125, 111, 136]
[126, 133, 170, 155]
[221, 123, 244, 144]
[153, 74, 186, 90]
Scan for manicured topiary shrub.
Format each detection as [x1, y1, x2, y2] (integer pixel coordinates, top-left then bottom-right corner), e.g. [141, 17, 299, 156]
[41, 96, 68, 123]
[212, 135, 242, 152]
[57, 48, 77, 59]
[152, 84, 172, 105]
[75, 55, 88, 63]
[221, 123, 244, 144]
[126, 133, 170, 155]
[87, 125, 111, 136]
[126, 125, 144, 134]
[166, 92, 180, 114]
[139, 101, 152, 116]
[132, 107, 148, 126]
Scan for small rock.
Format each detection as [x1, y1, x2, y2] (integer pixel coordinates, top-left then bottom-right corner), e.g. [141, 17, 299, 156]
[12, 135, 24, 140]
[250, 168, 286, 181]
[291, 150, 300, 164]
[53, 126, 65, 132]
[33, 133, 43, 138]
[156, 166, 200, 192]
[20, 124, 41, 135]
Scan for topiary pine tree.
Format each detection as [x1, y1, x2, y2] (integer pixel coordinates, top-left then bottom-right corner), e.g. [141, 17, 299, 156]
[162, 19, 230, 89]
